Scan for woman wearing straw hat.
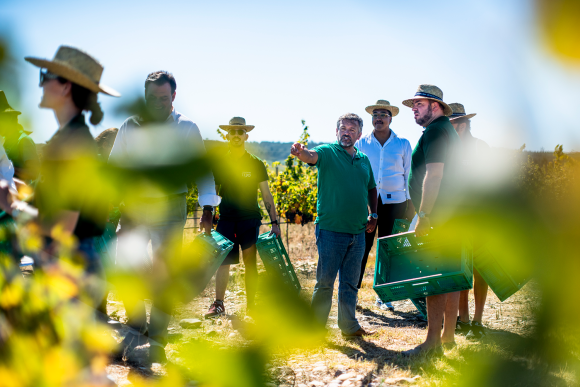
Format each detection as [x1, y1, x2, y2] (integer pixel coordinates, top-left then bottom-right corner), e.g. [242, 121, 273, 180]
[0, 46, 119, 304]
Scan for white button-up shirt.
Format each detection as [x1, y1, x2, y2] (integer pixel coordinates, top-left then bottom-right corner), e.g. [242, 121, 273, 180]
[355, 130, 412, 204]
[108, 108, 220, 206]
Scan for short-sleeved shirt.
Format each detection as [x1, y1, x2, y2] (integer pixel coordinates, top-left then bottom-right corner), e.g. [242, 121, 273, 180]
[408, 116, 461, 224]
[35, 114, 108, 239]
[213, 150, 269, 221]
[313, 142, 376, 234]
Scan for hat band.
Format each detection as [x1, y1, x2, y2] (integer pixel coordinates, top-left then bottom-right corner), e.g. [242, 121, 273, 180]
[414, 92, 443, 101]
[450, 113, 466, 118]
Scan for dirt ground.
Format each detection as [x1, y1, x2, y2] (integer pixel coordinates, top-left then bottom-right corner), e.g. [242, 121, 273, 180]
[105, 222, 567, 387]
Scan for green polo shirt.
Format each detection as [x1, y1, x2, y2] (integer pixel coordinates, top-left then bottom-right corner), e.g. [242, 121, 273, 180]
[313, 142, 376, 234]
[408, 116, 461, 224]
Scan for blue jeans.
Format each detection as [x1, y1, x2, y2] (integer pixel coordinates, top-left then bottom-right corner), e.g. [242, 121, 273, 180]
[118, 193, 187, 346]
[311, 225, 366, 335]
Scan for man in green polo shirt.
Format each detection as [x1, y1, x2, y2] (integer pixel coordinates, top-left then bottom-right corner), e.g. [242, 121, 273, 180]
[402, 84, 462, 356]
[291, 113, 378, 337]
[205, 117, 281, 318]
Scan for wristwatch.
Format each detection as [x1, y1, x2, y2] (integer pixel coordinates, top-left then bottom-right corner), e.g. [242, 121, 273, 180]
[418, 211, 429, 219]
[203, 205, 214, 213]
[271, 220, 279, 225]
[370, 213, 378, 220]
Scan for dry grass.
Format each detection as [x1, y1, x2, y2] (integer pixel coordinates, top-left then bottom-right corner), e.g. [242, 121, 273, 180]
[106, 223, 571, 387]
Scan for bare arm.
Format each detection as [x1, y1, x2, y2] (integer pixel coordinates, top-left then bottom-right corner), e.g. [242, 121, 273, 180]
[290, 143, 318, 165]
[415, 162, 444, 236]
[259, 181, 281, 236]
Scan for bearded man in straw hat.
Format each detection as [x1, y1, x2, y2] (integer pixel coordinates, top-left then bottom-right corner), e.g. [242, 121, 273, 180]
[291, 113, 378, 337]
[448, 103, 491, 341]
[0, 91, 39, 183]
[401, 84, 462, 356]
[109, 71, 220, 364]
[354, 100, 414, 312]
[205, 117, 281, 319]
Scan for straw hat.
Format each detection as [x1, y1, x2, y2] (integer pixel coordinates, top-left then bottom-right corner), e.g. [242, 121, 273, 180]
[219, 117, 255, 132]
[25, 45, 120, 97]
[448, 103, 476, 121]
[365, 100, 399, 117]
[0, 91, 20, 115]
[402, 84, 452, 116]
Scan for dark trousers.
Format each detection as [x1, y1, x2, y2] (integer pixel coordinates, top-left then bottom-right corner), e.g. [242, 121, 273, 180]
[357, 198, 408, 289]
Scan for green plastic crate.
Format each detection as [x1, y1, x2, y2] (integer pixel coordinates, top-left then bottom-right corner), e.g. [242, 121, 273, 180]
[411, 297, 427, 319]
[190, 230, 234, 291]
[373, 231, 473, 302]
[474, 244, 531, 302]
[392, 219, 411, 235]
[94, 222, 118, 270]
[256, 232, 301, 292]
[0, 211, 16, 255]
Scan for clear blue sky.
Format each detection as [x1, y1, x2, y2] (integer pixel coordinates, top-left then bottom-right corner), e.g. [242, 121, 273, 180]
[1, 0, 579, 151]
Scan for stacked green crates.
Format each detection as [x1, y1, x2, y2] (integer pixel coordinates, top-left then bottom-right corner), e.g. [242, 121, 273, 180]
[256, 232, 301, 292]
[373, 230, 473, 302]
[474, 244, 531, 302]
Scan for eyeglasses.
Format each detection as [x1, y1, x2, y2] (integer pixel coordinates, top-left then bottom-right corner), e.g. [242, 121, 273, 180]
[228, 129, 246, 136]
[39, 70, 64, 85]
[372, 113, 391, 118]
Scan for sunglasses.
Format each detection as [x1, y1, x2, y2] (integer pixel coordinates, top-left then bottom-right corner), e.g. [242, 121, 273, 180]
[228, 129, 246, 136]
[372, 113, 391, 118]
[39, 70, 65, 85]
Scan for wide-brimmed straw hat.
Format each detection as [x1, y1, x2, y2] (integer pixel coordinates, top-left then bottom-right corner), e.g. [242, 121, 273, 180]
[0, 91, 20, 116]
[219, 117, 255, 132]
[25, 45, 120, 97]
[365, 100, 399, 117]
[448, 103, 476, 121]
[402, 84, 452, 116]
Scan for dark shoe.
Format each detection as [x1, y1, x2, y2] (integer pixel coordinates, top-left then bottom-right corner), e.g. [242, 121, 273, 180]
[466, 321, 486, 341]
[111, 331, 148, 360]
[342, 328, 376, 338]
[401, 345, 444, 357]
[149, 344, 168, 364]
[205, 300, 226, 319]
[456, 317, 471, 335]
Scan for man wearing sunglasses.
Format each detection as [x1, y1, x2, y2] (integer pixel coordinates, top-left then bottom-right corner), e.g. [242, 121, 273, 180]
[205, 117, 281, 319]
[354, 100, 414, 312]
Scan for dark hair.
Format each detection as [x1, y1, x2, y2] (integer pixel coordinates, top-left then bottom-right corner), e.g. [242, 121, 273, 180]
[455, 118, 471, 130]
[336, 113, 363, 132]
[71, 83, 103, 125]
[145, 71, 176, 94]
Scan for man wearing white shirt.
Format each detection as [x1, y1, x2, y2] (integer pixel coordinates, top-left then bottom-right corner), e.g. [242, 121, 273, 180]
[109, 71, 220, 363]
[355, 100, 414, 310]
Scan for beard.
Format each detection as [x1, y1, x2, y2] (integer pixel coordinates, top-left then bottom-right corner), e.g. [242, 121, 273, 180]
[338, 134, 354, 148]
[415, 104, 434, 126]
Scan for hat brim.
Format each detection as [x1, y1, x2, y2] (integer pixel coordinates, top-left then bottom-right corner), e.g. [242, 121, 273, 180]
[25, 57, 120, 97]
[402, 97, 453, 117]
[365, 105, 399, 117]
[219, 125, 255, 133]
[449, 113, 476, 121]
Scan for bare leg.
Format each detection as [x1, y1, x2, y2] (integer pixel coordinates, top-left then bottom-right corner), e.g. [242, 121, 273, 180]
[442, 291, 460, 343]
[241, 245, 258, 309]
[458, 289, 470, 322]
[472, 269, 488, 323]
[422, 294, 446, 349]
[215, 265, 230, 301]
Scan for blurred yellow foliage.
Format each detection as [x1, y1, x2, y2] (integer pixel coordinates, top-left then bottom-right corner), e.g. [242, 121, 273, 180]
[537, 0, 580, 62]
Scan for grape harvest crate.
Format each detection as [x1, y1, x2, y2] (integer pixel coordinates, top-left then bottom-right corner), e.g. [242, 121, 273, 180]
[373, 231, 473, 302]
[190, 230, 234, 292]
[392, 219, 411, 235]
[411, 297, 427, 320]
[0, 211, 15, 255]
[474, 244, 531, 302]
[256, 232, 301, 292]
